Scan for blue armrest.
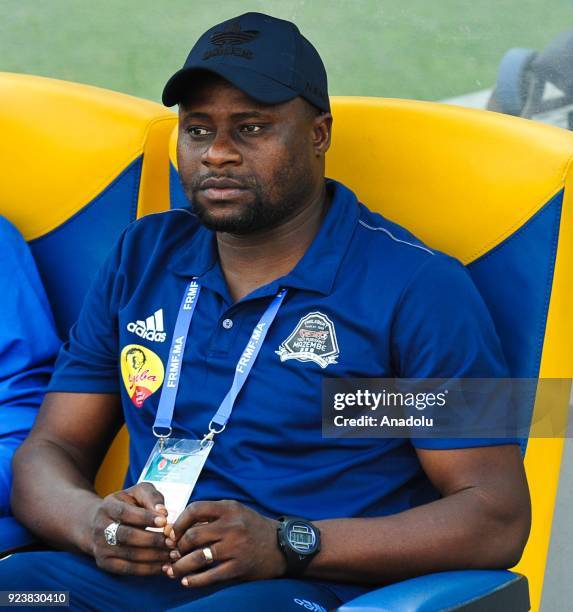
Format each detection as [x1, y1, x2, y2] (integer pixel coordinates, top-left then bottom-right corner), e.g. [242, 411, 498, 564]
[338, 570, 529, 612]
[0, 517, 36, 554]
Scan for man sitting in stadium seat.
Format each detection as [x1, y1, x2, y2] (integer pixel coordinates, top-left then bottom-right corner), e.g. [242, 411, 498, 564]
[0, 12, 530, 611]
[0, 217, 60, 520]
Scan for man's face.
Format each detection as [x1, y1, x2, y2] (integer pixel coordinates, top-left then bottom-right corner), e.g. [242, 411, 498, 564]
[127, 350, 145, 371]
[177, 74, 330, 234]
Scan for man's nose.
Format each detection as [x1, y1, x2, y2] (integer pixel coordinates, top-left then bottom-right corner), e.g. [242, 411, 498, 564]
[202, 131, 241, 168]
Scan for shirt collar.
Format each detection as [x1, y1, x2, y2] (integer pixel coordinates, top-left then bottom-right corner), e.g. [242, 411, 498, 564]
[169, 179, 359, 300]
[168, 218, 217, 277]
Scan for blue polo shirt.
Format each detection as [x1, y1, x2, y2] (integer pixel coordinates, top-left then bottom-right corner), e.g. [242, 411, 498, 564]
[49, 179, 509, 597]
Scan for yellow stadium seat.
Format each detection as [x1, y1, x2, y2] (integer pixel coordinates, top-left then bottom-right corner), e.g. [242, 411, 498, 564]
[2, 73, 571, 609]
[175, 97, 573, 610]
[0, 71, 176, 510]
[324, 98, 573, 611]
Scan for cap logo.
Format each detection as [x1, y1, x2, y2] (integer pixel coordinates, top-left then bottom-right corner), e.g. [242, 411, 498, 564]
[203, 20, 259, 61]
[210, 20, 259, 45]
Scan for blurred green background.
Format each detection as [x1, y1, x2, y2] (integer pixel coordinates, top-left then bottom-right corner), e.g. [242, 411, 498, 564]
[1, 0, 572, 103]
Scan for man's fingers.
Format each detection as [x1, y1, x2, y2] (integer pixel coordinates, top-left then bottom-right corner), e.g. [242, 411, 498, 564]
[163, 522, 174, 538]
[105, 496, 164, 529]
[172, 501, 229, 539]
[180, 561, 236, 589]
[114, 524, 168, 549]
[107, 546, 171, 563]
[170, 543, 222, 577]
[125, 482, 166, 512]
[176, 522, 221, 556]
[104, 559, 166, 577]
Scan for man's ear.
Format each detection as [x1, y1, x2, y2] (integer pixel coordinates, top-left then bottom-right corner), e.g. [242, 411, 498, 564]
[312, 113, 333, 157]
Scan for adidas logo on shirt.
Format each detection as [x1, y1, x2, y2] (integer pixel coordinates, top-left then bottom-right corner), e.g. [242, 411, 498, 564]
[126, 309, 167, 343]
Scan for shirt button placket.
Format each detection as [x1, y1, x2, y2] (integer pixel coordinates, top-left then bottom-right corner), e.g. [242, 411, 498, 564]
[208, 310, 241, 355]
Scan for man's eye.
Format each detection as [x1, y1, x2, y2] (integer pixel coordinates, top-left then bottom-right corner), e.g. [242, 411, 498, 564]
[240, 124, 263, 134]
[187, 127, 211, 137]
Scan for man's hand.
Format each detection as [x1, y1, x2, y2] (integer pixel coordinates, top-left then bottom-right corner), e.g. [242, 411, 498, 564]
[90, 482, 171, 576]
[164, 500, 287, 587]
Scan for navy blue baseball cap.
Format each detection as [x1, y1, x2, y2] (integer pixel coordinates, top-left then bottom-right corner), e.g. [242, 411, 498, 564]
[162, 12, 330, 112]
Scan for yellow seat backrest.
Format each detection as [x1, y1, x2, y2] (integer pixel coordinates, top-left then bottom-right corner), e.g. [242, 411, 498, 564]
[0, 73, 175, 241]
[170, 97, 573, 610]
[0, 72, 176, 503]
[325, 98, 573, 611]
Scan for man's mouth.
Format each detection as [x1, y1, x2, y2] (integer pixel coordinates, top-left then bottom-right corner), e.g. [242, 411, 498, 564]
[199, 177, 248, 201]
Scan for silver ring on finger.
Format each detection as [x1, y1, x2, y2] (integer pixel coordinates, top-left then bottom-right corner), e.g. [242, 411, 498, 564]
[104, 521, 121, 546]
[202, 546, 214, 565]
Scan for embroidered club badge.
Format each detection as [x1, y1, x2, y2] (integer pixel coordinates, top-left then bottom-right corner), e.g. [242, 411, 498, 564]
[276, 312, 339, 369]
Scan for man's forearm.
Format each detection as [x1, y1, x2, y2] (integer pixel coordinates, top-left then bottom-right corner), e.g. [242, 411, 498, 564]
[11, 439, 101, 555]
[307, 488, 529, 585]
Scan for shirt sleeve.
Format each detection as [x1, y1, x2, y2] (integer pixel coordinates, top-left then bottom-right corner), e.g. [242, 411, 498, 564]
[47, 228, 129, 394]
[0, 218, 61, 423]
[0, 217, 62, 516]
[391, 253, 516, 449]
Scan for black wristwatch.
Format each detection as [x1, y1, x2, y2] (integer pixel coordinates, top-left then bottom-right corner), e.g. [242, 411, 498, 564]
[276, 516, 321, 576]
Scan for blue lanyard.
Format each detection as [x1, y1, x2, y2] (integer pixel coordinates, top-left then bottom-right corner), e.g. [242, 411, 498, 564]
[153, 280, 201, 437]
[152, 279, 287, 442]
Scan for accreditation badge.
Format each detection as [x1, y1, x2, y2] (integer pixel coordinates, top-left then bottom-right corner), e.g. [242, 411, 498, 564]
[137, 438, 213, 528]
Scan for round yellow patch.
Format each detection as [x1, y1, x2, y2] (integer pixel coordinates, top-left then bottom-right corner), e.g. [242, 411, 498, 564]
[120, 344, 165, 408]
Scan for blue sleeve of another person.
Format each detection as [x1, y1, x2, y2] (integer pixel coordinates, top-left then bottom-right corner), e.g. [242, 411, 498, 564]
[391, 253, 515, 450]
[0, 217, 61, 516]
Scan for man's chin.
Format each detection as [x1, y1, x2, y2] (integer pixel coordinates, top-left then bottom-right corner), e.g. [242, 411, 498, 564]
[189, 191, 279, 234]
[193, 208, 259, 234]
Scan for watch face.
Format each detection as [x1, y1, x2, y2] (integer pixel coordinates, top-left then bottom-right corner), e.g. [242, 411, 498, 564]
[287, 521, 317, 554]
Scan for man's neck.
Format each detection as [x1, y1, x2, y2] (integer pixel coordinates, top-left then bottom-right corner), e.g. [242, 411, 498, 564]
[217, 184, 328, 303]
